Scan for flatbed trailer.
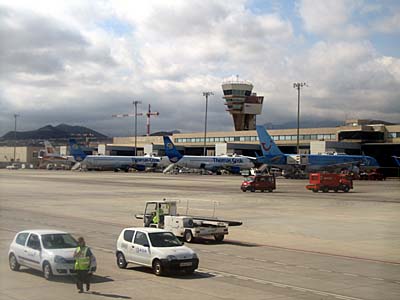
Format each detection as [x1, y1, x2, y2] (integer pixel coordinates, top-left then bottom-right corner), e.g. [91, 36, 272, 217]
[135, 200, 242, 242]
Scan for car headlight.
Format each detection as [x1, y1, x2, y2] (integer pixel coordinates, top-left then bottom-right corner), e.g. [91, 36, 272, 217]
[167, 255, 177, 261]
[54, 255, 67, 264]
[192, 253, 198, 259]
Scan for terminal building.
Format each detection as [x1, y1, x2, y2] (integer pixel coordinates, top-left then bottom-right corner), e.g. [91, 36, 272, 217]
[108, 119, 400, 173]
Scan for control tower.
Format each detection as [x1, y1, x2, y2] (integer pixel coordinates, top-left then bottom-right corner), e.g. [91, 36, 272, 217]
[222, 78, 264, 131]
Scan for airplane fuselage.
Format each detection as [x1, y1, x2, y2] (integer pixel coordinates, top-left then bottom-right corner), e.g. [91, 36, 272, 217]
[82, 156, 161, 171]
[173, 156, 254, 172]
[258, 153, 379, 173]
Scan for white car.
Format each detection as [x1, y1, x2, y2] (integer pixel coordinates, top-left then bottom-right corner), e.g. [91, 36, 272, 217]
[116, 227, 199, 276]
[8, 229, 97, 280]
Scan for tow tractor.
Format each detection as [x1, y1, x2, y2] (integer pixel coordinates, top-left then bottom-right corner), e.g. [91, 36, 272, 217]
[135, 199, 242, 243]
[306, 173, 353, 193]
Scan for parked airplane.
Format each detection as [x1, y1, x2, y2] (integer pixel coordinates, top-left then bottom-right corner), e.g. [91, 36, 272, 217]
[255, 125, 379, 176]
[39, 141, 75, 169]
[163, 136, 255, 174]
[68, 139, 167, 171]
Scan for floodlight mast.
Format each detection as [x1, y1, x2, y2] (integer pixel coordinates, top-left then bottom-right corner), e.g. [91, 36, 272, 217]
[293, 82, 307, 155]
[13, 113, 19, 162]
[133, 101, 142, 156]
[203, 92, 214, 156]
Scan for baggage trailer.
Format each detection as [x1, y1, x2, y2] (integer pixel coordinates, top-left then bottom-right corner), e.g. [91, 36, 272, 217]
[306, 173, 353, 193]
[135, 200, 242, 243]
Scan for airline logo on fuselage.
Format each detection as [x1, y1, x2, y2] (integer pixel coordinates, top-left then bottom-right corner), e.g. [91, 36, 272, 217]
[131, 158, 159, 163]
[261, 141, 273, 152]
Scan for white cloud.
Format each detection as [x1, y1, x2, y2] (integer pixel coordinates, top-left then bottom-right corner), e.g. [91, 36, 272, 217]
[372, 12, 400, 34]
[298, 0, 367, 39]
[0, 0, 399, 136]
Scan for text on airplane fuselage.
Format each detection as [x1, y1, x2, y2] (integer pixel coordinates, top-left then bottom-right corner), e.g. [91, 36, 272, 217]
[212, 157, 244, 164]
[131, 158, 159, 163]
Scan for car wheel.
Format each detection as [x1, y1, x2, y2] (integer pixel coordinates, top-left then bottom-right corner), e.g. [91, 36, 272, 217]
[214, 234, 224, 242]
[9, 253, 20, 271]
[250, 187, 255, 192]
[152, 259, 163, 276]
[184, 230, 193, 243]
[242, 189, 246, 192]
[343, 185, 350, 193]
[268, 189, 273, 192]
[117, 252, 127, 269]
[334, 188, 338, 192]
[322, 187, 329, 193]
[312, 189, 318, 193]
[43, 262, 53, 280]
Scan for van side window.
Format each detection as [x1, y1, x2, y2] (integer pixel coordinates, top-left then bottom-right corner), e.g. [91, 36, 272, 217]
[27, 234, 41, 250]
[123, 230, 135, 242]
[134, 231, 149, 246]
[16, 232, 29, 246]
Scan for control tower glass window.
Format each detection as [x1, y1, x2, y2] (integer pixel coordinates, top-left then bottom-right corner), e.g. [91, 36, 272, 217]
[223, 89, 232, 95]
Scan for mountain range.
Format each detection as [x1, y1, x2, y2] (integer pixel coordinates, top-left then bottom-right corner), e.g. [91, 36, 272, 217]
[1, 124, 108, 141]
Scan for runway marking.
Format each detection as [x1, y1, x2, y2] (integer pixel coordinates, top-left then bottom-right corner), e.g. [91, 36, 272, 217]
[343, 273, 358, 277]
[371, 277, 384, 281]
[254, 258, 266, 262]
[318, 269, 332, 272]
[273, 261, 286, 265]
[200, 267, 366, 300]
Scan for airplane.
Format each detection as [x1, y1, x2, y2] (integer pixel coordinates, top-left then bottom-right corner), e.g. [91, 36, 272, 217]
[255, 125, 379, 176]
[163, 136, 255, 174]
[68, 139, 168, 172]
[39, 141, 75, 169]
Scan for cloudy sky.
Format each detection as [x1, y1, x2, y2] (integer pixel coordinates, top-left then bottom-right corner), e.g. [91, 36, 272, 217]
[0, 0, 399, 137]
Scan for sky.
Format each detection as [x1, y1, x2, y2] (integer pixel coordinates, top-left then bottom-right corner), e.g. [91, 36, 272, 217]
[0, 0, 399, 137]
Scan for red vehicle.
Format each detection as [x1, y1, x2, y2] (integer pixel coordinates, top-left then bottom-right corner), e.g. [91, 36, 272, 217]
[241, 175, 276, 192]
[306, 173, 353, 193]
[359, 170, 386, 181]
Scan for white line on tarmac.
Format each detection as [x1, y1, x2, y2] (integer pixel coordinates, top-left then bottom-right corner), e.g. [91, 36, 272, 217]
[200, 267, 367, 300]
[343, 273, 358, 277]
[371, 277, 385, 281]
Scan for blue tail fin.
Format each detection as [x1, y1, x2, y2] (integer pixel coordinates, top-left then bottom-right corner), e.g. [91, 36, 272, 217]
[163, 136, 183, 163]
[68, 139, 87, 161]
[393, 156, 400, 167]
[256, 125, 283, 156]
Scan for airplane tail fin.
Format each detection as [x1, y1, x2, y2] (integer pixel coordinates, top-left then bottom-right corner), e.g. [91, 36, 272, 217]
[256, 125, 283, 156]
[163, 136, 183, 163]
[44, 140, 57, 156]
[392, 156, 400, 167]
[68, 139, 87, 161]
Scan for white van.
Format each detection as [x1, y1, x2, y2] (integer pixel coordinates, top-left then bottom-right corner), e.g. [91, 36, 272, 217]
[116, 227, 199, 276]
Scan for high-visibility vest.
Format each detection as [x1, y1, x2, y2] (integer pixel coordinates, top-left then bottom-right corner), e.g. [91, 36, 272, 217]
[74, 246, 90, 270]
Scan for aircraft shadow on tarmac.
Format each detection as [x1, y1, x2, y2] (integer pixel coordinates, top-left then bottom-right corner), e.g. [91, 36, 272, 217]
[19, 268, 114, 284]
[126, 266, 216, 279]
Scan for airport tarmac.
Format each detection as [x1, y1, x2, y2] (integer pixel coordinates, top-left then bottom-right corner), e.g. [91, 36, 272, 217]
[0, 170, 399, 300]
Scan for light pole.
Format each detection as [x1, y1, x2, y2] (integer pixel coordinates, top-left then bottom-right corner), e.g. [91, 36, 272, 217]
[203, 92, 213, 156]
[13, 113, 19, 162]
[293, 82, 307, 154]
[133, 100, 141, 156]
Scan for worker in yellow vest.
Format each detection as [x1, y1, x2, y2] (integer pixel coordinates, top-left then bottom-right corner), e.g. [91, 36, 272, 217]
[74, 237, 93, 293]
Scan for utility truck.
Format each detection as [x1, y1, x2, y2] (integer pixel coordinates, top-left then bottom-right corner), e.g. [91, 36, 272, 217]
[306, 173, 353, 193]
[135, 200, 242, 243]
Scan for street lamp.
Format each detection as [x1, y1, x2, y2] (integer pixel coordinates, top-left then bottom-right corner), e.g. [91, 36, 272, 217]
[293, 82, 307, 154]
[203, 92, 214, 156]
[13, 113, 19, 162]
[133, 100, 141, 156]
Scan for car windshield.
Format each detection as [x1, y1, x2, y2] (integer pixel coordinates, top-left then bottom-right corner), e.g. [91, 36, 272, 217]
[41, 234, 78, 249]
[148, 232, 183, 247]
[244, 177, 254, 182]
